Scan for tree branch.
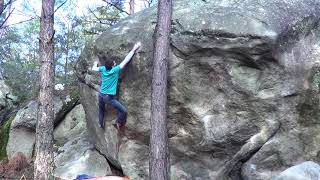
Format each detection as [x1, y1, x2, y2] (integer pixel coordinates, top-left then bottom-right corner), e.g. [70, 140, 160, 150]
[101, 0, 129, 15]
[0, 7, 15, 29]
[88, 7, 102, 23]
[0, 0, 15, 16]
[15, 9, 40, 18]
[1, 17, 35, 29]
[54, 0, 68, 14]
[83, 19, 114, 26]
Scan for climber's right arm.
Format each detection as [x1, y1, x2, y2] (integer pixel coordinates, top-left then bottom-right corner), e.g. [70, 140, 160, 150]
[92, 61, 99, 72]
[119, 42, 141, 69]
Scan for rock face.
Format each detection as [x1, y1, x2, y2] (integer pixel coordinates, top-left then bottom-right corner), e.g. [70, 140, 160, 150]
[6, 97, 64, 159]
[0, 80, 17, 124]
[274, 161, 320, 180]
[75, 0, 320, 179]
[6, 97, 112, 179]
[53, 105, 112, 179]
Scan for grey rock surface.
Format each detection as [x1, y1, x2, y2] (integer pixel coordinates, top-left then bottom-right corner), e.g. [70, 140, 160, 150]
[75, 0, 320, 179]
[273, 161, 320, 180]
[54, 131, 112, 179]
[53, 104, 112, 179]
[6, 97, 63, 159]
[54, 105, 86, 145]
[6, 128, 35, 159]
[0, 80, 17, 124]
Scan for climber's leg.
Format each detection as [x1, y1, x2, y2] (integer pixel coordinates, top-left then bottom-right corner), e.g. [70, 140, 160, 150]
[98, 93, 106, 128]
[109, 96, 128, 128]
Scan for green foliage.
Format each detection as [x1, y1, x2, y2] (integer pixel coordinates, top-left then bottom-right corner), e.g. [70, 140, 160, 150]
[0, 18, 40, 103]
[0, 118, 12, 160]
[3, 58, 39, 103]
[80, 1, 125, 36]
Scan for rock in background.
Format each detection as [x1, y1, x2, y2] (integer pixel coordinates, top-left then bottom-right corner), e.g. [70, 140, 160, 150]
[0, 80, 17, 125]
[0, 81, 17, 161]
[53, 104, 112, 179]
[6, 96, 65, 159]
[273, 161, 320, 180]
[6, 89, 112, 179]
[75, 0, 320, 179]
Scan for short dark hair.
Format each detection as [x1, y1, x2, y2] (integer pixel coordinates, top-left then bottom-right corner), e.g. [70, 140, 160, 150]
[99, 55, 117, 70]
[104, 61, 113, 70]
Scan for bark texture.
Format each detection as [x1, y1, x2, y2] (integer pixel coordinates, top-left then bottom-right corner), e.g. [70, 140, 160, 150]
[129, 0, 134, 14]
[0, 0, 4, 16]
[34, 0, 55, 179]
[150, 0, 172, 179]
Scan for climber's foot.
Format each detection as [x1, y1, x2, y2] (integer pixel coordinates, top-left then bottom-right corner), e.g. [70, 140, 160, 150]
[113, 122, 125, 132]
[98, 123, 104, 129]
[112, 122, 119, 130]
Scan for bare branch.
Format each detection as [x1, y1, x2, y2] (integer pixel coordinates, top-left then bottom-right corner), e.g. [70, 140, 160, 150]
[88, 7, 102, 23]
[54, 0, 68, 14]
[15, 8, 40, 18]
[0, 0, 15, 17]
[1, 17, 36, 28]
[83, 19, 115, 26]
[0, 0, 4, 16]
[144, 0, 155, 7]
[101, 0, 129, 15]
[0, 7, 15, 29]
[87, 7, 120, 25]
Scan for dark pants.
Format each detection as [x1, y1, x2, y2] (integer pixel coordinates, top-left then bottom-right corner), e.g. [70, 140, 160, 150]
[98, 93, 127, 128]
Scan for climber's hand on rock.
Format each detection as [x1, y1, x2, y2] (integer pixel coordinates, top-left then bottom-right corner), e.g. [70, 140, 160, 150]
[133, 42, 142, 51]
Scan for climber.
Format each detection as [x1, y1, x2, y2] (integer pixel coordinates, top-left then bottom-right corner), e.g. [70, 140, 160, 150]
[92, 42, 141, 130]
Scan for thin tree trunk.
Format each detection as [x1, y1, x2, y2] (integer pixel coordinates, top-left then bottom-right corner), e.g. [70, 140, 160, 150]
[34, 0, 55, 179]
[0, 0, 12, 31]
[149, 0, 172, 179]
[64, 30, 70, 84]
[129, 0, 134, 14]
[0, 0, 4, 16]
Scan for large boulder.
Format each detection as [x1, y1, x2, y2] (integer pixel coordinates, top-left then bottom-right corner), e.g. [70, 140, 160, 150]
[75, 0, 320, 179]
[6, 91, 79, 159]
[6, 97, 63, 159]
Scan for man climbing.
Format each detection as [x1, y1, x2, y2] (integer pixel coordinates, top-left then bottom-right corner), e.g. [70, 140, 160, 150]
[92, 42, 141, 130]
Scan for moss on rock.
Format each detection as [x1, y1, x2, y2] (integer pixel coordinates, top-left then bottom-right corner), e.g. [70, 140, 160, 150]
[0, 118, 12, 160]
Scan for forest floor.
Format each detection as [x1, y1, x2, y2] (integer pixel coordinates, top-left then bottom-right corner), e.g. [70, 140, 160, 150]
[0, 152, 33, 180]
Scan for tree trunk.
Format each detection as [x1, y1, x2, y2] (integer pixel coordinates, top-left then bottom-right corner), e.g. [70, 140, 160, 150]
[34, 0, 55, 179]
[149, 0, 172, 179]
[129, 0, 134, 14]
[64, 31, 69, 84]
[0, 0, 4, 16]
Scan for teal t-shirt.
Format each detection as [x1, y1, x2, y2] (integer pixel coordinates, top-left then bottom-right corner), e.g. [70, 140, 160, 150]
[99, 65, 121, 95]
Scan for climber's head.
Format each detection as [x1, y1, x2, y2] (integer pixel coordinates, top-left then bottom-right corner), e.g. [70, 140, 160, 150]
[103, 61, 114, 70]
[99, 55, 118, 70]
